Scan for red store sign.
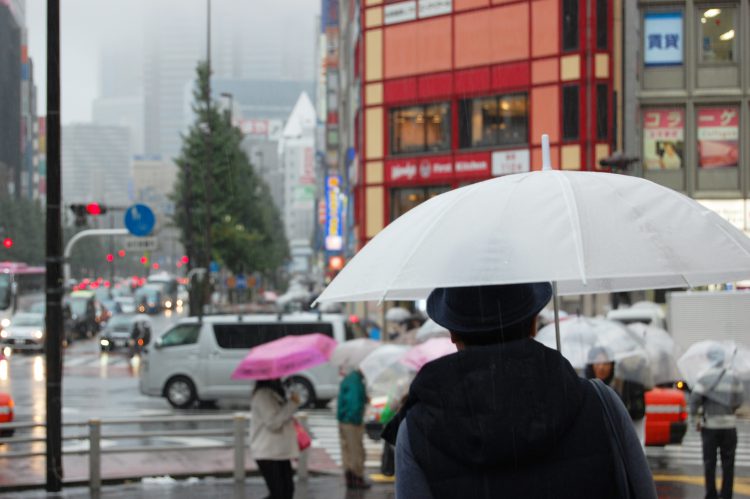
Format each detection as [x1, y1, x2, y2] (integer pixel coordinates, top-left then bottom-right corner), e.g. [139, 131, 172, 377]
[385, 153, 490, 184]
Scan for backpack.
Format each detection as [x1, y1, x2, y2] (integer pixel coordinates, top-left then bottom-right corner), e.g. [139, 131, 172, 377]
[619, 380, 646, 420]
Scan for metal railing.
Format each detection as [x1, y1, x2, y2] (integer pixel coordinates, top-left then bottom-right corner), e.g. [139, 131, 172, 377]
[0, 412, 310, 492]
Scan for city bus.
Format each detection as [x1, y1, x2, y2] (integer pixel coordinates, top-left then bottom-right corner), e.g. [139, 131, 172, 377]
[0, 262, 46, 330]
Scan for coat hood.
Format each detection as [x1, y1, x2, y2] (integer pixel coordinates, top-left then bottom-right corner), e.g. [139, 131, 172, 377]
[399, 338, 585, 467]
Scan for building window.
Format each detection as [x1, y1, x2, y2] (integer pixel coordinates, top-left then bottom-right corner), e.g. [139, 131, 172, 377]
[699, 7, 736, 62]
[596, 0, 608, 49]
[458, 93, 528, 150]
[596, 84, 608, 140]
[697, 106, 739, 168]
[390, 103, 451, 155]
[562, 85, 579, 140]
[643, 108, 684, 170]
[562, 0, 579, 51]
[390, 186, 450, 221]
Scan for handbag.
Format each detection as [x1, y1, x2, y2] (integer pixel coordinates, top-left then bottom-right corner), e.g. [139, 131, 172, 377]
[294, 419, 311, 451]
[589, 379, 634, 499]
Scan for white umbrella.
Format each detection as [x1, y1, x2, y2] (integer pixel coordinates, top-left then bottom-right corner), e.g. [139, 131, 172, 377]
[359, 344, 411, 395]
[315, 138, 750, 310]
[626, 323, 680, 385]
[536, 317, 652, 385]
[330, 338, 379, 372]
[678, 340, 750, 407]
[415, 318, 450, 343]
[385, 307, 411, 323]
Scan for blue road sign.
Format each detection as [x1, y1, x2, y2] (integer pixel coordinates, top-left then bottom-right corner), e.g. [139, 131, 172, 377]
[124, 204, 156, 237]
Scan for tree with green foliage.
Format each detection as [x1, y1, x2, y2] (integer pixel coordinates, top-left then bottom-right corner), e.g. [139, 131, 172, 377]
[172, 61, 289, 312]
[0, 196, 45, 264]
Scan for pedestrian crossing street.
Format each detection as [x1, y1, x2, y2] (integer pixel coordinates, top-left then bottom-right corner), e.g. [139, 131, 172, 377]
[306, 412, 384, 469]
[646, 421, 750, 469]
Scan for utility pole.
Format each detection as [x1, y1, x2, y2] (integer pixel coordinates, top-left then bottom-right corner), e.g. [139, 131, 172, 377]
[45, 0, 64, 491]
[201, 0, 213, 320]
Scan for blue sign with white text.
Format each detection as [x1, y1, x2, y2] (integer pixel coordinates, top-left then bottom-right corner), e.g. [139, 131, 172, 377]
[644, 12, 683, 66]
[124, 204, 155, 237]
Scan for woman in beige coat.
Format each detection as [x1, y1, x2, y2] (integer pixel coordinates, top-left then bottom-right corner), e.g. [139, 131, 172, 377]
[250, 379, 301, 499]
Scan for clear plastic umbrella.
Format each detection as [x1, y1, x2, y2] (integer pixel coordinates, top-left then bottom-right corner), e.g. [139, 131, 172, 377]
[626, 323, 680, 385]
[415, 318, 450, 343]
[678, 340, 750, 407]
[359, 344, 412, 395]
[536, 317, 652, 385]
[330, 338, 379, 372]
[385, 307, 411, 323]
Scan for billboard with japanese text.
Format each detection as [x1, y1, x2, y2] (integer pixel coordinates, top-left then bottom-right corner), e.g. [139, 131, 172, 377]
[643, 108, 684, 170]
[644, 12, 683, 66]
[697, 107, 739, 169]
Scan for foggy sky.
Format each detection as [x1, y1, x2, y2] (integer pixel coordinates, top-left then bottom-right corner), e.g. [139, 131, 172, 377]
[25, 0, 320, 124]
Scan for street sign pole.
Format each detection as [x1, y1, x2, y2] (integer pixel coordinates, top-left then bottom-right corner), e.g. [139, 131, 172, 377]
[45, 0, 63, 491]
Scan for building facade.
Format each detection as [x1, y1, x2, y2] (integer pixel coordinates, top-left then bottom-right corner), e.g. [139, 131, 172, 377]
[62, 124, 132, 208]
[0, 0, 21, 197]
[351, 0, 617, 245]
[631, 1, 750, 233]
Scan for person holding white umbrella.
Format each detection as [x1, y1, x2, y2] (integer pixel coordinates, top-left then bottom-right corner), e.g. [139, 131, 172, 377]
[380, 283, 656, 499]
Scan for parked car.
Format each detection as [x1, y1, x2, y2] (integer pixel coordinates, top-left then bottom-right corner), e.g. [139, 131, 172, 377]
[100, 313, 153, 353]
[0, 312, 45, 352]
[0, 391, 14, 437]
[139, 312, 353, 409]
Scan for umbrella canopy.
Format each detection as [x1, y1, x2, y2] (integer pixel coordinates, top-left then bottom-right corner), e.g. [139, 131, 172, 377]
[626, 323, 680, 385]
[415, 318, 450, 343]
[385, 307, 411, 323]
[330, 338, 379, 372]
[315, 170, 750, 304]
[536, 317, 652, 385]
[359, 344, 411, 395]
[231, 333, 337, 380]
[401, 337, 457, 371]
[678, 340, 750, 406]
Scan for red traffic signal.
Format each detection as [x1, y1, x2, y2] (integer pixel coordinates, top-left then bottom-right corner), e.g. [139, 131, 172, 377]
[86, 203, 107, 215]
[106, 253, 114, 262]
[117, 249, 126, 258]
[140, 256, 148, 265]
[2, 238, 12, 249]
[181, 255, 189, 264]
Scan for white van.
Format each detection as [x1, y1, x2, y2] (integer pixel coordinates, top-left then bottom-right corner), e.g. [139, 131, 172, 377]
[139, 312, 352, 409]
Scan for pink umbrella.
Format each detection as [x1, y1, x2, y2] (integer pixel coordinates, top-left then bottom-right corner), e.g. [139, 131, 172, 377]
[401, 337, 457, 371]
[231, 333, 337, 380]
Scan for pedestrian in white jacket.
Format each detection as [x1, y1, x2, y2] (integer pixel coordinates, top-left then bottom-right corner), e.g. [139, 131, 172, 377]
[250, 379, 301, 499]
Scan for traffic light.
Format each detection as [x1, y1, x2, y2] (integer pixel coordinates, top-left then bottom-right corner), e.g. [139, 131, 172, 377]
[106, 253, 114, 263]
[70, 203, 108, 226]
[2, 238, 12, 249]
[140, 256, 148, 265]
[117, 249, 126, 258]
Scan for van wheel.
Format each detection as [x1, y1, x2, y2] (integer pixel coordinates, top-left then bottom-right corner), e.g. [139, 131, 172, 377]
[165, 376, 197, 409]
[284, 376, 316, 409]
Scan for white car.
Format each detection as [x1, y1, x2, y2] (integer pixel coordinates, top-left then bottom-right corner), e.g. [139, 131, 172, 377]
[0, 312, 45, 352]
[114, 296, 136, 314]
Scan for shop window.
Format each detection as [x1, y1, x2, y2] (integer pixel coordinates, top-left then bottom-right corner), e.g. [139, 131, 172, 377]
[596, 84, 608, 140]
[642, 108, 684, 170]
[699, 7, 736, 63]
[562, 85, 579, 140]
[390, 186, 451, 221]
[697, 106, 739, 168]
[596, 0, 608, 50]
[458, 93, 528, 149]
[562, 0, 579, 51]
[390, 103, 451, 155]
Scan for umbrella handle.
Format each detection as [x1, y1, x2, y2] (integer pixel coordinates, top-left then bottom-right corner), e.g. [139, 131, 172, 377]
[552, 281, 561, 352]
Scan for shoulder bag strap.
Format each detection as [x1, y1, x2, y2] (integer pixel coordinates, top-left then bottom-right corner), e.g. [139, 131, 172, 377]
[589, 378, 633, 499]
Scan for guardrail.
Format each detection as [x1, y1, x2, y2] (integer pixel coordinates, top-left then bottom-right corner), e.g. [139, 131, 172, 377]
[0, 412, 310, 492]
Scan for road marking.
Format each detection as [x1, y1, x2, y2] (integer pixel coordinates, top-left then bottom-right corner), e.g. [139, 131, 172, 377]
[653, 474, 750, 497]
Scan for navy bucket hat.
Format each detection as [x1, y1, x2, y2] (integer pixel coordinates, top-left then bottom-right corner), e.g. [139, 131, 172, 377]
[426, 282, 553, 335]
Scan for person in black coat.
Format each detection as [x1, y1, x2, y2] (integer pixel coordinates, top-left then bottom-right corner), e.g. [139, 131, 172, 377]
[383, 283, 657, 499]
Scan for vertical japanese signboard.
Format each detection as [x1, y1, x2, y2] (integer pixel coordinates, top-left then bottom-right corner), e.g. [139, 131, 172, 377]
[697, 107, 739, 169]
[643, 109, 684, 170]
[644, 12, 683, 66]
[325, 175, 343, 251]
